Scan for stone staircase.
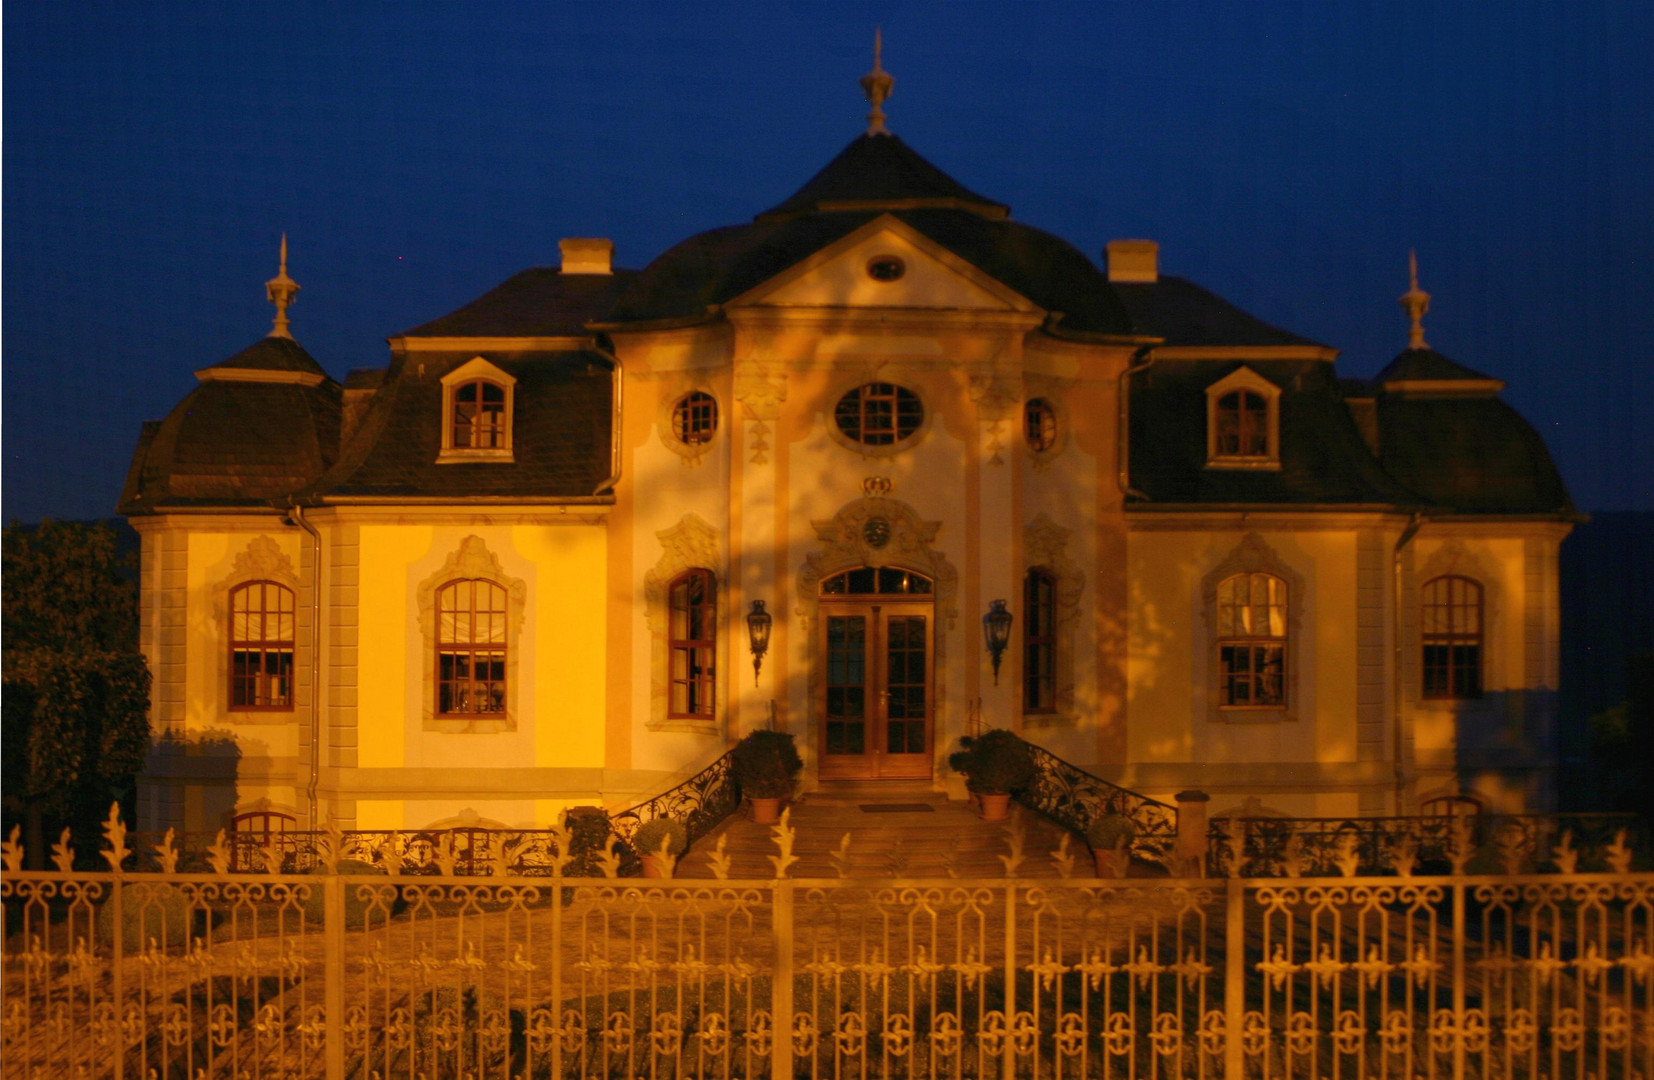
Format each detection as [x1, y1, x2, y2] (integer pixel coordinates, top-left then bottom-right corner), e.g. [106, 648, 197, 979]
[674, 782, 1081, 879]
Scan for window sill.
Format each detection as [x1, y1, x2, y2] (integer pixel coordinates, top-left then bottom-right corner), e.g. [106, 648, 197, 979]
[227, 709, 298, 725]
[648, 718, 720, 735]
[1205, 457, 1281, 471]
[436, 448, 514, 465]
[1213, 707, 1295, 724]
[1021, 710, 1074, 728]
[426, 715, 516, 734]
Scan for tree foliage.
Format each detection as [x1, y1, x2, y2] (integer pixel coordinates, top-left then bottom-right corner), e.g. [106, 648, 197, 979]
[2, 520, 152, 814]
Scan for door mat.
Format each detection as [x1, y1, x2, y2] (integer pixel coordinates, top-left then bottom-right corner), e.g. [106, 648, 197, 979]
[859, 803, 936, 813]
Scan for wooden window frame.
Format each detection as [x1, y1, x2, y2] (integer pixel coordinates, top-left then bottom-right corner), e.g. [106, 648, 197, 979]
[230, 809, 297, 872]
[1215, 572, 1288, 709]
[1024, 398, 1058, 453]
[1023, 568, 1058, 714]
[673, 391, 719, 446]
[1421, 575, 1483, 700]
[834, 382, 924, 446]
[667, 568, 717, 720]
[435, 577, 509, 718]
[1204, 367, 1281, 469]
[229, 580, 296, 711]
[451, 380, 508, 450]
[437, 356, 515, 463]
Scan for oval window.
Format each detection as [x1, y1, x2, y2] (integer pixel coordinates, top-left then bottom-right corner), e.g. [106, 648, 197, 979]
[835, 383, 923, 446]
[1025, 398, 1057, 452]
[866, 255, 906, 282]
[672, 391, 718, 445]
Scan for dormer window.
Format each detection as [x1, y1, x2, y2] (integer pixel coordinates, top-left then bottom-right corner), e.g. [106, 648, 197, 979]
[438, 357, 516, 463]
[1205, 367, 1281, 469]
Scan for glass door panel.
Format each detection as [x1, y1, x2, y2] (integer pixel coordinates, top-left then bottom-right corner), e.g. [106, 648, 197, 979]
[824, 615, 867, 760]
[884, 614, 927, 755]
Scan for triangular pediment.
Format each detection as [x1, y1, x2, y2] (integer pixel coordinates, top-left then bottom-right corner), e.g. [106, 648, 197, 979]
[729, 215, 1039, 313]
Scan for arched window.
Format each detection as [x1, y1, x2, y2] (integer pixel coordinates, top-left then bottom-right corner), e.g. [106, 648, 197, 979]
[451, 380, 507, 449]
[230, 581, 295, 709]
[436, 578, 508, 715]
[1214, 390, 1270, 458]
[673, 391, 719, 445]
[834, 383, 924, 446]
[668, 569, 716, 718]
[1422, 575, 1482, 699]
[1024, 569, 1057, 713]
[1216, 572, 1287, 707]
[230, 810, 297, 872]
[1024, 398, 1058, 453]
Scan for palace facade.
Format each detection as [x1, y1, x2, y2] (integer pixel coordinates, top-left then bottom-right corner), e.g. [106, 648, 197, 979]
[120, 62, 1574, 835]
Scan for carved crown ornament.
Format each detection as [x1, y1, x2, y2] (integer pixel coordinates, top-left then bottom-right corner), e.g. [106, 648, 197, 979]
[798, 496, 959, 624]
[229, 535, 299, 588]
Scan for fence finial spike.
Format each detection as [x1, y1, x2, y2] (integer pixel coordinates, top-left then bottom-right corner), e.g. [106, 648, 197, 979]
[2, 824, 23, 872]
[154, 828, 179, 874]
[766, 807, 798, 878]
[997, 823, 1026, 877]
[1605, 829, 1633, 875]
[1051, 833, 1076, 879]
[828, 832, 853, 878]
[596, 838, 622, 879]
[100, 802, 129, 873]
[51, 828, 76, 874]
[708, 833, 732, 880]
[1550, 829, 1578, 874]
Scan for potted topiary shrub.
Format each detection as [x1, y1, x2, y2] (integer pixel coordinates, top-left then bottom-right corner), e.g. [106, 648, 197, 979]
[947, 729, 1036, 822]
[1085, 813, 1136, 877]
[732, 730, 803, 824]
[632, 818, 689, 879]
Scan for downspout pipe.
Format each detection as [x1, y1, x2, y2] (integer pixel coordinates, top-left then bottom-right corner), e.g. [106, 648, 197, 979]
[286, 502, 325, 828]
[1392, 512, 1425, 812]
[1117, 345, 1156, 502]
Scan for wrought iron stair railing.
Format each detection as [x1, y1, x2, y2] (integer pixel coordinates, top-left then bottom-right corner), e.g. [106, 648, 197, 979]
[1010, 736, 1179, 867]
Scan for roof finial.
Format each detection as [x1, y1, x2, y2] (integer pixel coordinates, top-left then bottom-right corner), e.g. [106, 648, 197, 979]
[859, 28, 895, 136]
[265, 233, 300, 339]
[1398, 248, 1430, 351]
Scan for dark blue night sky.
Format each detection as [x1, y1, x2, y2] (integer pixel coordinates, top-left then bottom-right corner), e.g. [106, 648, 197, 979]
[6, 3, 1651, 521]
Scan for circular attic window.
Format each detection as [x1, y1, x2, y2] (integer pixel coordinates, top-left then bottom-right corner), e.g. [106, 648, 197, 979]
[865, 255, 906, 282]
[672, 391, 718, 445]
[834, 383, 923, 446]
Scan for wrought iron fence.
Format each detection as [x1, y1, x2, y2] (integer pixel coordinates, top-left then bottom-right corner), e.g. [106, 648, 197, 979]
[1209, 812, 1649, 879]
[1012, 738, 1180, 868]
[12, 804, 1648, 1079]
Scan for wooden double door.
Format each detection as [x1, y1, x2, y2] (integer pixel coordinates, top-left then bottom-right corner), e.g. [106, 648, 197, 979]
[818, 599, 933, 780]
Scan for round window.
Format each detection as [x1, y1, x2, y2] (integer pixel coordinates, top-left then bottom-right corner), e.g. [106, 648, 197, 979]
[835, 383, 923, 446]
[1025, 398, 1057, 452]
[672, 391, 718, 445]
[865, 255, 906, 282]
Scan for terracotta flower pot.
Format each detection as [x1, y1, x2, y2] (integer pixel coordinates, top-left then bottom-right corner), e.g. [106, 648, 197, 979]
[1092, 847, 1128, 878]
[749, 797, 784, 824]
[978, 793, 1012, 822]
[640, 853, 674, 879]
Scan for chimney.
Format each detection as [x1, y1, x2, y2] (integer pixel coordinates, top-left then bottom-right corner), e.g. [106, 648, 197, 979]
[1106, 239, 1158, 283]
[560, 237, 614, 275]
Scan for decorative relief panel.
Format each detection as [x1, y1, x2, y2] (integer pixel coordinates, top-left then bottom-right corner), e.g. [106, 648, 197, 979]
[644, 514, 723, 733]
[734, 366, 787, 465]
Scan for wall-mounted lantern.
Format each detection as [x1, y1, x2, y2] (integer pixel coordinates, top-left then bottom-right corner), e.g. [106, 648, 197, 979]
[746, 600, 773, 686]
[982, 599, 1013, 686]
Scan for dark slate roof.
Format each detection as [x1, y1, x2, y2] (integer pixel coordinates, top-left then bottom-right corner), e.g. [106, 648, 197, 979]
[1375, 346, 1498, 384]
[119, 378, 341, 512]
[200, 334, 330, 377]
[608, 207, 1135, 335]
[1128, 360, 1417, 505]
[309, 349, 612, 500]
[400, 268, 637, 338]
[343, 368, 384, 391]
[757, 134, 1009, 220]
[1112, 277, 1327, 349]
[1374, 395, 1573, 514]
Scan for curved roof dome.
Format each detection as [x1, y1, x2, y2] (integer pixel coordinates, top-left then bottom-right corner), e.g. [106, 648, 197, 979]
[119, 335, 340, 512]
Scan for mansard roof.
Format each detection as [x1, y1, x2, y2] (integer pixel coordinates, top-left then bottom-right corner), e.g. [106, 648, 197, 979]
[1112, 277, 1329, 350]
[305, 348, 613, 501]
[756, 133, 1010, 221]
[399, 267, 637, 338]
[1374, 395, 1573, 515]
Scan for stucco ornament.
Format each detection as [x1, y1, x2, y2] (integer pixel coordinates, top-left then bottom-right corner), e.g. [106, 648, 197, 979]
[968, 371, 1019, 465]
[734, 366, 787, 465]
[798, 497, 958, 624]
[231, 535, 299, 587]
[416, 536, 527, 733]
[863, 518, 892, 549]
[644, 514, 723, 732]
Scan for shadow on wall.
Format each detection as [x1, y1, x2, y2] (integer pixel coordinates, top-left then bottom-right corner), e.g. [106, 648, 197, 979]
[145, 727, 246, 832]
